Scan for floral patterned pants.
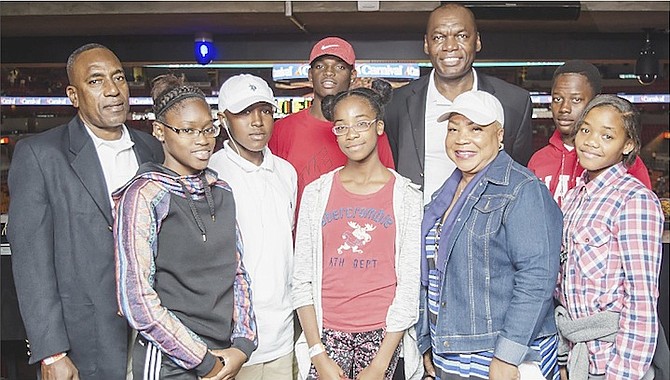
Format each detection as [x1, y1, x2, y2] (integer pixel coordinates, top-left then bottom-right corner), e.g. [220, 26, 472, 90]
[307, 327, 401, 380]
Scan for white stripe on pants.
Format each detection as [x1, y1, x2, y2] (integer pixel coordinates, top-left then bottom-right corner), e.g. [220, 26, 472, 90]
[142, 340, 162, 380]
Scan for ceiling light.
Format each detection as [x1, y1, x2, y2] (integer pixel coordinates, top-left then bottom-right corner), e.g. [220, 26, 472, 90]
[194, 33, 216, 65]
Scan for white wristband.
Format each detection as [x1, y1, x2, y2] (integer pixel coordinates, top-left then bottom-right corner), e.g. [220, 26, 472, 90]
[42, 352, 67, 365]
[308, 343, 325, 358]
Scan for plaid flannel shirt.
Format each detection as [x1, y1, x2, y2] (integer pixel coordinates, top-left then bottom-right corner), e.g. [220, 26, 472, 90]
[558, 163, 663, 379]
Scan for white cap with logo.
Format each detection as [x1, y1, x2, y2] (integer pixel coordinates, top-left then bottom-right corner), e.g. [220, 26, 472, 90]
[437, 90, 505, 128]
[218, 74, 276, 114]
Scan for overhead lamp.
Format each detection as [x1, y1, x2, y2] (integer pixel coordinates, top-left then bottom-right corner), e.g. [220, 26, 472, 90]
[635, 29, 658, 86]
[194, 33, 216, 65]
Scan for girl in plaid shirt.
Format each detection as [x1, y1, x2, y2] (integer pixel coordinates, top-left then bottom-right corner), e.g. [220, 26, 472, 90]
[557, 95, 664, 379]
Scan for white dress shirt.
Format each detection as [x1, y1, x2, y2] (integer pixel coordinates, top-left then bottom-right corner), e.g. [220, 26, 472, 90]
[84, 124, 139, 207]
[423, 69, 479, 205]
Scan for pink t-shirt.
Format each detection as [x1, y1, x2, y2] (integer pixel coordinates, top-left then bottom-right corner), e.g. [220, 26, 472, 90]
[321, 172, 397, 333]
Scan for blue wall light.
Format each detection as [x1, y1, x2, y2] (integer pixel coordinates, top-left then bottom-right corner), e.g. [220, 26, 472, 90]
[194, 33, 216, 65]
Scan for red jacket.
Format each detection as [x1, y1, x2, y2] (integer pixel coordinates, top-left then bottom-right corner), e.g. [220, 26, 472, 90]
[528, 130, 651, 206]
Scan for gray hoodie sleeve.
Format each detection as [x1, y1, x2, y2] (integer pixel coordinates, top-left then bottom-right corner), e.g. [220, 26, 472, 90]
[385, 182, 423, 332]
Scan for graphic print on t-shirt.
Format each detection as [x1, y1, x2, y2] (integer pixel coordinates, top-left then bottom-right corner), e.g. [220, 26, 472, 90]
[322, 204, 395, 271]
[338, 221, 376, 254]
[321, 173, 396, 272]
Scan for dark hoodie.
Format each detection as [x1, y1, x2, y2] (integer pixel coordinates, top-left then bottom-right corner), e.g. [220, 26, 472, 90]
[113, 162, 257, 376]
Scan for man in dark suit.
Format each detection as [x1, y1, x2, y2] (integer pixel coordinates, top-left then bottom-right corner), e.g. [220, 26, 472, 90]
[7, 43, 163, 380]
[385, 3, 533, 204]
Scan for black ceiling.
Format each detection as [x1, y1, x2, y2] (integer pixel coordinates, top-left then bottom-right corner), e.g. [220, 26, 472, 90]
[1, 1, 669, 69]
[2, 1, 669, 37]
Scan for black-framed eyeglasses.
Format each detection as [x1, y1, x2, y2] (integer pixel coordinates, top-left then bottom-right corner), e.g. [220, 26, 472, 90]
[159, 121, 220, 139]
[332, 119, 377, 136]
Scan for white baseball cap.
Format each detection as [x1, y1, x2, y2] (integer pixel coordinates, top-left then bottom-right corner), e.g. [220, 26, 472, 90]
[218, 74, 276, 114]
[437, 90, 505, 128]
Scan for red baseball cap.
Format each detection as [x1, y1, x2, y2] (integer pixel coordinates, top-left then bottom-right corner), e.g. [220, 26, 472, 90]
[309, 37, 355, 66]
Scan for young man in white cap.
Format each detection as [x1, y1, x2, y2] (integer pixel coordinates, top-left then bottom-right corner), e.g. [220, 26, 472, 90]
[209, 74, 297, 380]
[269, 36, 394, 213]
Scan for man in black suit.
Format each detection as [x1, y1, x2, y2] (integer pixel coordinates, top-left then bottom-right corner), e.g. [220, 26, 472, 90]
[385, 3, 533, 204]
[7, 43, 163, 380]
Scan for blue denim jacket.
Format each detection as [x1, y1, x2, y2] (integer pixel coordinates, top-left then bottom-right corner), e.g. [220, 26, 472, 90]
[417, 152, 562, 366]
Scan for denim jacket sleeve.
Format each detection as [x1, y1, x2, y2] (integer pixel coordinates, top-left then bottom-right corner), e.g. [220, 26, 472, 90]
[416, 285, 432, 354]
[494, 178, 562, 365]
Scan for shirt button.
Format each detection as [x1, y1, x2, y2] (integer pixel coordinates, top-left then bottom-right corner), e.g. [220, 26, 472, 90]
[108, 225, 113, 231]
[443, 341, 449, 348]
[441, 301, 446, 307]
[585, 238, 590, 243]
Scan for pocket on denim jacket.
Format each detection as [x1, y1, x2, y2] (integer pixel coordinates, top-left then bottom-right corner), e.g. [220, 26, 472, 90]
[572, 226, 611, 279]
[468, 195, 509, 237]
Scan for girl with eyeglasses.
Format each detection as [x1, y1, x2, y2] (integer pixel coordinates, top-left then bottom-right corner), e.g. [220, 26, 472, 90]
[113, 74, 257, 380]
[292, 79, 424, 380]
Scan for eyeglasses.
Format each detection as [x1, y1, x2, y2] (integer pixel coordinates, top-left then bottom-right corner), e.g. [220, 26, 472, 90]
[332, 119, 377, 136]
[160, 121, 220, 139]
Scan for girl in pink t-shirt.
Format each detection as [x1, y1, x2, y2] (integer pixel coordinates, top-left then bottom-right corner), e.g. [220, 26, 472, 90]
[292, 80, 423, 380]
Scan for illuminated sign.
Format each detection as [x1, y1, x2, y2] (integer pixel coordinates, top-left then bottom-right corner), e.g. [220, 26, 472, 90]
[620, 94, 670, 103]
[0, 97, 219, 107]
[3, 94, 669, 109]
[275, 97, 312, 118]
[272, 64, 311, 81]
[272, 63, 421, 81]
[530, 94, 670, 104]
[0, 96, 310, 120]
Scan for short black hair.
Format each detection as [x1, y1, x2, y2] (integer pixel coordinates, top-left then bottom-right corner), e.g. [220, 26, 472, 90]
[553, 60, 602, 95]
[66, 43, 110, 83]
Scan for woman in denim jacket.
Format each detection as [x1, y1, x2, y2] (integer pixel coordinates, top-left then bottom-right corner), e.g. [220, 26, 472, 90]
[417, 91, 563, 380]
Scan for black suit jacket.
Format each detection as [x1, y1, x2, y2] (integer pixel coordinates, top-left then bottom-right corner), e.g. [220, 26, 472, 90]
[7, 116, 163, 379]
[385, 72, 533, 188]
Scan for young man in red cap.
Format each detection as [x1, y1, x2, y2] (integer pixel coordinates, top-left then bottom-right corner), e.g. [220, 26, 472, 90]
[269, 36, 395, 211]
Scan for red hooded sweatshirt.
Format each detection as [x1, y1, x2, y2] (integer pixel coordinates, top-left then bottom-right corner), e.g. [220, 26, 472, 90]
[528, 130, 651, 207]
